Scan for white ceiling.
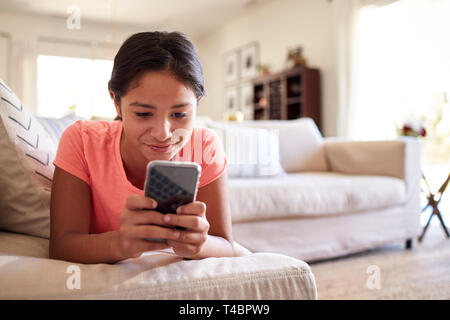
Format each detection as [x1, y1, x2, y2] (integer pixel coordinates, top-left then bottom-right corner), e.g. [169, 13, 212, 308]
[0, 0, 274, 37]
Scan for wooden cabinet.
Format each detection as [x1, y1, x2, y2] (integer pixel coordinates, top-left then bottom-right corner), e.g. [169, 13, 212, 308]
[252, 65, 321, 131]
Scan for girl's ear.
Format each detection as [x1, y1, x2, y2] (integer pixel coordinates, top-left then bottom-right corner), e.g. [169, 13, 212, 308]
[110, 91, 122, 118]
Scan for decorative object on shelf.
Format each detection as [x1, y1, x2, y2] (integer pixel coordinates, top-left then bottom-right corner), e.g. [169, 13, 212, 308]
[256, 63, 271, 76]
[240, 42, 259, 80]
[223, 111, 244, 122]
[397, 118, 427, 137]
[286, 46, 307, 68]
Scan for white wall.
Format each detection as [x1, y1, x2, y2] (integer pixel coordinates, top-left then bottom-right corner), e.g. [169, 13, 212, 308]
[194, 0, 338, 136]
[0, 33, 9, 82]
[0, 11, 142, 113]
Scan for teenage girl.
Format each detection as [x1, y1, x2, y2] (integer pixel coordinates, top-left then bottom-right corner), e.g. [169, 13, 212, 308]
[49, 31, 234, 263]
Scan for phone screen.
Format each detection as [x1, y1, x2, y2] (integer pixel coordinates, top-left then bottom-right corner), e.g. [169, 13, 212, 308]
[144, 161, 201, 214]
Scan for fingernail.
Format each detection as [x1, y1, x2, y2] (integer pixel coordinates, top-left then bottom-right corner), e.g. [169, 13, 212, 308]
[164, 215, 171, 223]
[176, 207, 182, 214]
[174, 231, 181, 239]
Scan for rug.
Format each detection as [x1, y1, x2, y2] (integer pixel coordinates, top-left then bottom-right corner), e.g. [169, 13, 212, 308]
[309, 223, 450, 300]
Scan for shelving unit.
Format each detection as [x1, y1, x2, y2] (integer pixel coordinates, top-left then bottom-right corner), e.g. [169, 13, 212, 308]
[252, 65, 321, 131]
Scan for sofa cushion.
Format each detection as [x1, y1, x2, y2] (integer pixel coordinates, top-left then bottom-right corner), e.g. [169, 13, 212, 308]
[0, 79, 58, 238]
[0, 231, 317, 300]
[209, 123, 283, 177]
[324, 140, 406, 179]
[37, 112, 84, 147]
[213, 117, 327, 173]
[228, 172, 406, 223]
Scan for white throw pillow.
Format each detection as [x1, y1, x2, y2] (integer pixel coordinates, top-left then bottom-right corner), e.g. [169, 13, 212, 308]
[227, 118, 328, 172]
[0, 79, 57, 238]
[209, 123, 283, 178]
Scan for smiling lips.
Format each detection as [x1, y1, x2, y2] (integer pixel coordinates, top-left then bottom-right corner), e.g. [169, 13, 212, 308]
[147, 144, 173, 153]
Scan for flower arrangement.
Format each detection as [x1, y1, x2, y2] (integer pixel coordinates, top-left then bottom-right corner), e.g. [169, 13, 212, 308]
[397, 118, 427, 137]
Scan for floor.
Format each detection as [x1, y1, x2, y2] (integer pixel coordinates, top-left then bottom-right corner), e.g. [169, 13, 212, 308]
[309, 221, 450, 300]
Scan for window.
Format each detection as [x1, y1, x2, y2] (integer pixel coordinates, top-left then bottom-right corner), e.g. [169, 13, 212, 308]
[351, 0, 450, 165]
[353, 0, 450, 225]
[37, 55, 114, 119]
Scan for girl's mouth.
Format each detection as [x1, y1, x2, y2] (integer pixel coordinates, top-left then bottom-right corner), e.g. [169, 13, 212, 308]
[148, 144, 173, 153]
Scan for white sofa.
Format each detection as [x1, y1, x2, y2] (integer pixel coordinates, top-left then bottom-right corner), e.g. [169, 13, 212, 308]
[0, 79, 318, 300]
[203, 117, 422, 262]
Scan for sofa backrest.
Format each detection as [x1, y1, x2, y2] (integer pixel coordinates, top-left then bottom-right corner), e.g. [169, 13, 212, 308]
[207, 117, 328, 173]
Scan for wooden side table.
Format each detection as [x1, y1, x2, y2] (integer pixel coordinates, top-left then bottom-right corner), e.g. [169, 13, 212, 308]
[418, 171, 450, 242]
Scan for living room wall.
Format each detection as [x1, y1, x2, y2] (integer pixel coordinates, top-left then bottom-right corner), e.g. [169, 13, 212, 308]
[193, 0, 338, 136]
[0, 11, 140, 113]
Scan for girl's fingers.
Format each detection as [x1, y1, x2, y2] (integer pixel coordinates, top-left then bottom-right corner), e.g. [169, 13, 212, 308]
[132, 210, 169, 226]
[126, 194, 157, 211]
[163, 214, 209, 232]
[176, 201, 206, 216]
[134, 225, 181, 241]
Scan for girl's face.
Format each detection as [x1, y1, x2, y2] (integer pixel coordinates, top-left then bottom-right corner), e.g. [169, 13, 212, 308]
[112, 70, 198, 164]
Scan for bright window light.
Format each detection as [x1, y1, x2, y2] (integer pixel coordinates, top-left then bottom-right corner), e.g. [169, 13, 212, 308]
[352, 0, 450, 164]
[37, 55, 115, 119]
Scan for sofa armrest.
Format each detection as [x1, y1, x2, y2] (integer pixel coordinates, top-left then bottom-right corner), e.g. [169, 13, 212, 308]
[324, 137, 422, 194]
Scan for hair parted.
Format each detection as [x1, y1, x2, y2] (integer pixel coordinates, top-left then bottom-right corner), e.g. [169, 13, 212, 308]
[108, 31, 206, 120]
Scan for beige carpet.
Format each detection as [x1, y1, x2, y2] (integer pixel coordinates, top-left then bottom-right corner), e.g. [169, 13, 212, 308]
[308, 223, 450, 300]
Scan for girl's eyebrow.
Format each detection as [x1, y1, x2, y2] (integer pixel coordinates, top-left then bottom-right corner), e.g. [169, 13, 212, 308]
[129, 102, 193, 109]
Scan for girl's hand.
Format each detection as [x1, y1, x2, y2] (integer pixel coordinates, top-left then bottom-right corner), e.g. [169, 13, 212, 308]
[163, 201, 210, 258]
[117, 195, 182, 260]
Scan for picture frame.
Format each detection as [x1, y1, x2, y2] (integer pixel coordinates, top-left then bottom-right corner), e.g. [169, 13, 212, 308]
[240, 82, 254, 119]
[240, 42, 259, 80]
[225, 86, 239, 112]
[224, 50, 239, 84]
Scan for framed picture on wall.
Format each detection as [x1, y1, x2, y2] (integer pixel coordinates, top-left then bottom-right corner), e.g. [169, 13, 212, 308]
[240, 42, 259, 80]
[240, 82, 253, 119]
[224, 50, 239, 83]
[225, 86, 239, 112]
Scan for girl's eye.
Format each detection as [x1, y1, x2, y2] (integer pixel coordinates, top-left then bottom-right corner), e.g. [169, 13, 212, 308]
[173, 112, 187, 119]
[136, 112, 152, 117]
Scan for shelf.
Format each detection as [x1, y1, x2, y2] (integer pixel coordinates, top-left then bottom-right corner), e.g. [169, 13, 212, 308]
[286, 97, 301, 105]
[251, 65, 321, 131]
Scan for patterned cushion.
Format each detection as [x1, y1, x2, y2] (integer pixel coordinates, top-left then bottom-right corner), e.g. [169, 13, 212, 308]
[37, 113, 84, 147]
[0, 79, 57, 238]
[209, 123, 283, 178]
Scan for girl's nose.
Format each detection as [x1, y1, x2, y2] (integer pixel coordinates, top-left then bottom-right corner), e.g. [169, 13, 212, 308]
[151, 118, 172, 142]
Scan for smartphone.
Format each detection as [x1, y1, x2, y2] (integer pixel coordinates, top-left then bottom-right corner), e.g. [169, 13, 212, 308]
[143, 160, 201, 242]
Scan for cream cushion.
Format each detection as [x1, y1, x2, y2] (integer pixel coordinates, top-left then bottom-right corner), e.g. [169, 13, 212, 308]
[324, 140, 406, 179]
[228, 172, 406, 222]
[0, 231, 317, 300]
[0, 80, 55, 238]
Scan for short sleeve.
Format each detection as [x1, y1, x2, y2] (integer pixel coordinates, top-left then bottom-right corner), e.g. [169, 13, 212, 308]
[53, 120, 90, 184]
[198, 128, 227, 188]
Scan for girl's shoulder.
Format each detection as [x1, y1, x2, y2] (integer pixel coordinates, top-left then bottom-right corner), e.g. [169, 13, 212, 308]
[61, 120, 121, 147]
[67, 119, 121, 137]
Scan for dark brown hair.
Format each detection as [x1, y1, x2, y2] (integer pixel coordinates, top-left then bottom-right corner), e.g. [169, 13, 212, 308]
[108, 31, 206, 120]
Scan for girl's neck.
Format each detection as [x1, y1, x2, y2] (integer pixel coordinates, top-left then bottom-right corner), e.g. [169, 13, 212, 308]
[120, 132, 146, 190]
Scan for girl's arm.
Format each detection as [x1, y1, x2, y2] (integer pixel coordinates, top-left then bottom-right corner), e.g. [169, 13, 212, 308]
[49, 166, 123, 263]
[50, 167, 175, 264]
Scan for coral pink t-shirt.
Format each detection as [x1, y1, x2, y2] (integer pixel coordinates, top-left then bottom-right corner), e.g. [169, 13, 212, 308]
[53, 120, 227, 234]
